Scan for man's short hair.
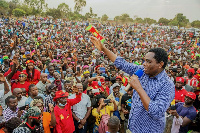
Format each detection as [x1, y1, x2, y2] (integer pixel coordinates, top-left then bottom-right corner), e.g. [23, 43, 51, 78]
[5, 95, 17, 105]
[148, 48, 168, 68]
[29, 84, 36, 91]
[107, 116, 120, 133]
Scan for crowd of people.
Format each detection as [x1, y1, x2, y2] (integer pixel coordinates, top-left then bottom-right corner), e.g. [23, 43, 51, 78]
[0, 16, 200, 133]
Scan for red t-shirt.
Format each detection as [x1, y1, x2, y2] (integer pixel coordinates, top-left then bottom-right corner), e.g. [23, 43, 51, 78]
[11, 81, 31, 93]
[23, 69, 40, 85]
[175, 88, 188, 103]
[54, 94, 82, 133]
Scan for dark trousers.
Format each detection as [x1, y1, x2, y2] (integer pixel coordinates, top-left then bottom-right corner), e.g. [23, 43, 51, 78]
[74, 119, 87, 133]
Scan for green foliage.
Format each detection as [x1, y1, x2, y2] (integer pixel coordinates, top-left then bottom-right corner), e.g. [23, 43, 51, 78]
[0, 0, 9, 15]
[169, 13, 189, 27]
[46, 8, 62, 19]
[74, 0, 86, 13]
[158, 17, 170, 25]
[191, 20, 200, 28]
[57, 3, 70, 18]
[114, 14, 133, 23]
[12, 8, 26, 17]
[134, 17, 144, 23]
[168, 20, 178, 26]
[101, 14, 109, 21]
[144, 18, 157, 25]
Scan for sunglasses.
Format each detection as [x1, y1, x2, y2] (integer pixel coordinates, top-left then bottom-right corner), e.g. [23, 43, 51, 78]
[19, 75, 26, 77]
[29, 116, 41, 120]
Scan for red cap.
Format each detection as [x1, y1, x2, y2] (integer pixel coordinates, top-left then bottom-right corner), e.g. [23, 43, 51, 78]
[19, 72, 28, 76]
[53, 90, 69, 102]
[26, 60, 35, 64]
[185, 92, 196, 100]
[187, 68, 195, 75]
[95, 65, 100, 70]
[116, 76, 122, 81]
[176, 77, 184, 83]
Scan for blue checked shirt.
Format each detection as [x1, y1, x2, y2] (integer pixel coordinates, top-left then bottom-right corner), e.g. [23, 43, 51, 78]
[114, 57, 175, 133]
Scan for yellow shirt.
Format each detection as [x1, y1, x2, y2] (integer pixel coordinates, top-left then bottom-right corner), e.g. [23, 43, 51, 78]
[92, 106, 114, 126]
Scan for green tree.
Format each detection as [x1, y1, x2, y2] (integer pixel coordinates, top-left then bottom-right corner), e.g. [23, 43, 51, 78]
[144, 18, 157, 25]
[101, 14, 109, 21]
[74, 0, 86, 13]
[158, 17, 170, 25]
[19, 4, 33, 16]
[57, 3, 70, 18]
[0, 0, 9, 15]
[46, 8, 62, 19]
[12, 8, 26, 17]
[134, 17, 144, 23]
[168, 20, 178, 26]
[191, 20, 200, 28]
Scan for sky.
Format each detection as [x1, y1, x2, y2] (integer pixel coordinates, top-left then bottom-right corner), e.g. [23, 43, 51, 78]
[44, 0, 199, 21]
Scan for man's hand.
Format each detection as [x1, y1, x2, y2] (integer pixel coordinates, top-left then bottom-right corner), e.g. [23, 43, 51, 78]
[78, 124, 84, 129]
[0, 106, 3, 116]
[90, 37, 105, 51]
[80, 119, 86, 125]
[0, 73, 6, 82]
[129, 75, 142, 92]
[123, 110, 129, 114]
[169, 110, 179, 118]
[49, 103, 54, 112]
[17, 109, 23, 118]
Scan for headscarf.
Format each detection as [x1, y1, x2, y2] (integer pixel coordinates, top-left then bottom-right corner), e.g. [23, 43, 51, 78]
[21, 106, 41, 122]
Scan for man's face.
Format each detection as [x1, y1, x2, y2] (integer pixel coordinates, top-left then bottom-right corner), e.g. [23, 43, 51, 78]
[58, 97, 67, 105]
[8, 98, 18, 111]
[30, 86, 38, 96]
[77, 84, 83, 93]
[48, 67, 55, 75]
[175, 81, 183, 89]
[116, 79, 122, 85]
[53, 72, 60, 80]
[13, 88, 23, 101]
[143, 52, 162, 77]
[41, 74, 47, 83]
[84, 58, 89, 65]
[127, 89, 133, 96]
[113, 87, 120, 97]
[64, 83, 72, 93]
[184, 96, 194, 105]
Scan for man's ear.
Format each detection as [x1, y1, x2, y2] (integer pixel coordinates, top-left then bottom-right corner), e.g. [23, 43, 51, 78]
[159, 61, 164, 68]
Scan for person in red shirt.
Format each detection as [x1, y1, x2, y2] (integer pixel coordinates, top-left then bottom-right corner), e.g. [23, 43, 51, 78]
[54, 89, 82, 133]
[11, 72, 30, 93]
[175, 77, 188, 103]
[23, 60, 40, 85]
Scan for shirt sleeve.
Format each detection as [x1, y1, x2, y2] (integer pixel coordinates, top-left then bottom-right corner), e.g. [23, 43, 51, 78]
[0, 90, 4, 99]
[68, 93, 82, 106]
[86, 96, 91, 107]
[148, 81, 175, 120]
[186, 109, 197, 121]
[92, 108, 99, 117]
[114, 56, 143, 76]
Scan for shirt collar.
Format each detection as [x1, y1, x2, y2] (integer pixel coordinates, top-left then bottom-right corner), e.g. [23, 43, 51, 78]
[152, 69, 166, 80]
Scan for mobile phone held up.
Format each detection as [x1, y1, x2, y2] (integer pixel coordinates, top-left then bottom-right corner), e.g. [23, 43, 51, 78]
[104, 99, 111, 105]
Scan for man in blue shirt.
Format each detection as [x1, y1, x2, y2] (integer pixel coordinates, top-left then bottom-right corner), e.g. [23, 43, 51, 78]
[90, 37, 175, 133]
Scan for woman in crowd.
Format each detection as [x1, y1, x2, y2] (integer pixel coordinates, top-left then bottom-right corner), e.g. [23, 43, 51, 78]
[23, 60, 40, 85]
[30, 99, 56, 133]
[92, 95, 117, 133]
